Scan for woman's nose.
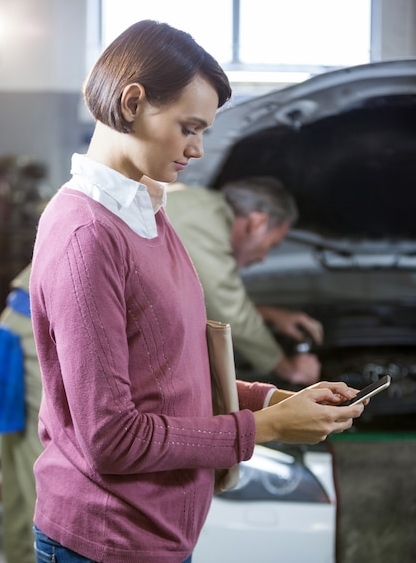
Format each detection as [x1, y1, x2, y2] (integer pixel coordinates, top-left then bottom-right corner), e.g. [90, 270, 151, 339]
[185, 137, 204, 159]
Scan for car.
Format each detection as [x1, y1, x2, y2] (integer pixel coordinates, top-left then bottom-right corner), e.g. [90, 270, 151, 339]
[193, 441, 337, 563]
[180, 59, 416, 562]
[179, 58, 416, 430]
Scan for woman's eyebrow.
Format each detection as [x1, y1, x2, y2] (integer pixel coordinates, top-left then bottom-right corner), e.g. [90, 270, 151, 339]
[186, 117, 210, 129]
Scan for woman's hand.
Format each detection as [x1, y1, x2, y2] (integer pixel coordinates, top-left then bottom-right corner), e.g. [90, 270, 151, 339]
[253, 381, 364, 445]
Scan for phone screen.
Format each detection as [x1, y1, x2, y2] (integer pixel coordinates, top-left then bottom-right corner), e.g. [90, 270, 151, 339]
[338, 374, 391, 406]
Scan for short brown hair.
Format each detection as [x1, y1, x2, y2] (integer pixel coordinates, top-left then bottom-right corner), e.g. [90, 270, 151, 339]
[83, 20, 232, 133]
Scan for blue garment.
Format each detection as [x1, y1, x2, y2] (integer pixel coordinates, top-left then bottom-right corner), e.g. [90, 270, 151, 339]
[0, 288, 30, 433]
[0, 325, 25, 432]
[34, 527, 192, 563]
[34, 527, 97, 562]
[7, 287, 31, 317]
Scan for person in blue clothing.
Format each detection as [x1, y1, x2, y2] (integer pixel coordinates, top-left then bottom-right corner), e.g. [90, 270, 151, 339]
[0, 264, 43, 563]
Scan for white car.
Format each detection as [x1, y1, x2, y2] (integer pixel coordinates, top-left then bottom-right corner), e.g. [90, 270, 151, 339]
[194, 441, 337, 563]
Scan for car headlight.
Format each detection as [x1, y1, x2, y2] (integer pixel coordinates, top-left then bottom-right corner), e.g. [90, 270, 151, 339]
[218, 444, 330, 503]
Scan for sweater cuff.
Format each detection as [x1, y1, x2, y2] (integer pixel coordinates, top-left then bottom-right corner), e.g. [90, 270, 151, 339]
[234, 409, 256, 462]
[237, 380, 277, 412]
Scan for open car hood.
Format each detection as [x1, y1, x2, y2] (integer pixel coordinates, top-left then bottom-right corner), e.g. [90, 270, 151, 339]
[179, 59, 416, 257]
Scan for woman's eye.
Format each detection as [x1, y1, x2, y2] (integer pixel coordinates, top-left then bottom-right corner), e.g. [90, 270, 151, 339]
[182, 127, 196, 136]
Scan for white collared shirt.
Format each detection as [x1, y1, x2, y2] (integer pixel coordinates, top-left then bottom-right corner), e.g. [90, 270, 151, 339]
[66, 153, 166, 239]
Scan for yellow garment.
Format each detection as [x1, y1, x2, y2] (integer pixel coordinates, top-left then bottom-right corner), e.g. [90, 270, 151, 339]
[166, 184, 282, 375]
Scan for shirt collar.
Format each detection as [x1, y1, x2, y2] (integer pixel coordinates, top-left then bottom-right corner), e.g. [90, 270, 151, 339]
[67, 153, 166, 239]
[70, 153, 151, 208]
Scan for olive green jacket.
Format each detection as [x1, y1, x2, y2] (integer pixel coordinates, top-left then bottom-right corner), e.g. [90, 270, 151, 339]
[166, 184, 282, 374]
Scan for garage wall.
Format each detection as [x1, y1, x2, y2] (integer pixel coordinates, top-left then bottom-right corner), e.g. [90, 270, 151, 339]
[0, 0, 86, 91]
[0, 0, 91, 190]
[372, 0, 416, 60]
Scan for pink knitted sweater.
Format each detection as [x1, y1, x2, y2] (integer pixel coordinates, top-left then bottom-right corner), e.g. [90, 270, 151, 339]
[30, 187, 273, 563]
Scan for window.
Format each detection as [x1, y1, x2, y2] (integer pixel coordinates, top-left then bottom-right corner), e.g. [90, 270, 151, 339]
[99, 0, 372, 87]
[101, 0, 232, 64]
[239, 0, 371, 68]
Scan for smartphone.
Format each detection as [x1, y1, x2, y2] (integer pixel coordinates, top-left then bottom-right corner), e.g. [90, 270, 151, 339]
[337, 374, 391, 406]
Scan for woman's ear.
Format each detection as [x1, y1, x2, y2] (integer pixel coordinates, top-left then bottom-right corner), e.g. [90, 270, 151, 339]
[120, 83, 146, 123]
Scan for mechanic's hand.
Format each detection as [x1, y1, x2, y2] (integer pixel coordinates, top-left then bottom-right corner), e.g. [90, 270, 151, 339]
[257, 305, 324, 345]
[274, 353, 321, 386]
[253, 381, 364, 445]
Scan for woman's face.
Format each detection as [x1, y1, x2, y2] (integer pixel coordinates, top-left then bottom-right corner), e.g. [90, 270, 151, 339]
[120, 75, 220, 183]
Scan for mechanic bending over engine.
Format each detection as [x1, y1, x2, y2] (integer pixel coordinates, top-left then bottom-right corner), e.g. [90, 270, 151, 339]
[160, 175, 323, 387]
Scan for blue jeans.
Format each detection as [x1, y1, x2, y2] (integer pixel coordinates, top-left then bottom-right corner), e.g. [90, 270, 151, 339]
[34, 526, 192, 563]
[34, 526, 97, 562]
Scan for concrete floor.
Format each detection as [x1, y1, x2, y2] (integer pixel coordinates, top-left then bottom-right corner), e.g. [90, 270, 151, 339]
[331, 432, 416, 563]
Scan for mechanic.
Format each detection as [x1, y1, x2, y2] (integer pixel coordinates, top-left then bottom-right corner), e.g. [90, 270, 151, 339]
[0, 264, 43, 563]
[165, 176, 323, 387]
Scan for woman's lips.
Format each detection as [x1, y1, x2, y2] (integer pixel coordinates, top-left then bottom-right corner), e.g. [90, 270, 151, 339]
[174, 161, 187, 171]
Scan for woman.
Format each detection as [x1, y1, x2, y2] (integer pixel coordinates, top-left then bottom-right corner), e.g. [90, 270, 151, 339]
[30, 20, 363, 563]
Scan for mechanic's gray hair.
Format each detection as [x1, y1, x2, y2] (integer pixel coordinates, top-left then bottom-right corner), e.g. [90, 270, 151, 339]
[221, 176, 298, 229]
